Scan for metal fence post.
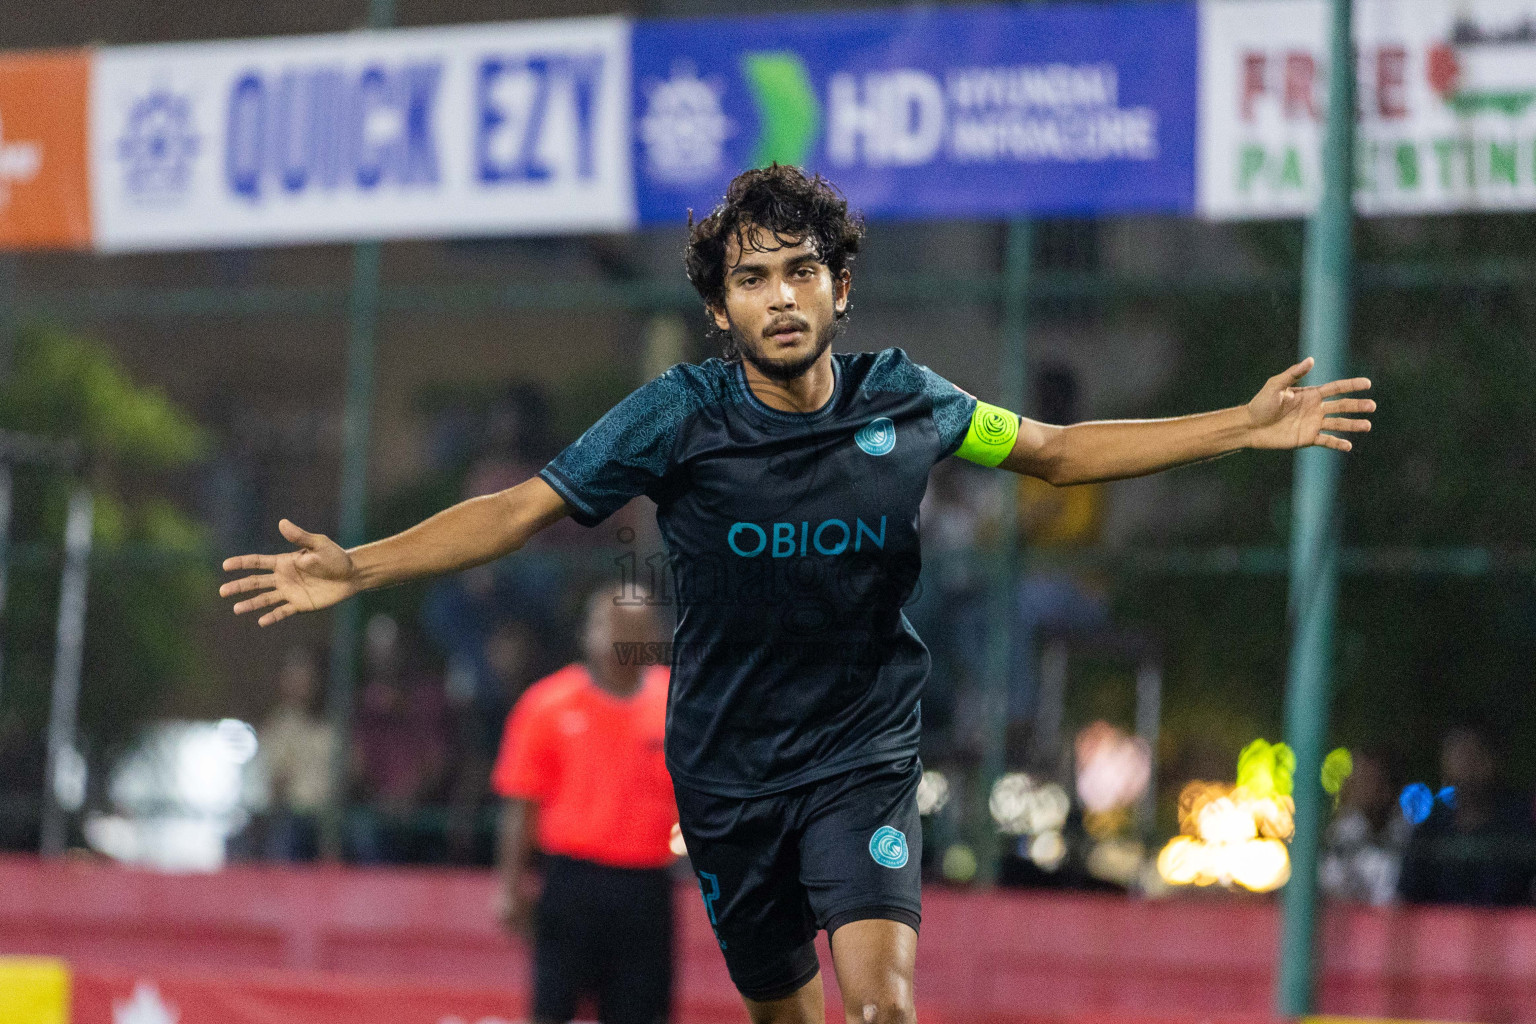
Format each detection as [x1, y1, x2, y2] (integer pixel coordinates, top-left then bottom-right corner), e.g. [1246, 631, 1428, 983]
[321, 0, 396, 861]
[977, 220, 1031, 885]
[40, 485, 94, 856]
[1277, 0, 1356, 1010]
[322, 241, 381, 860]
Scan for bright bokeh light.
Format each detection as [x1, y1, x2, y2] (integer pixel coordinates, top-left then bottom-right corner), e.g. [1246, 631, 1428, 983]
[1227, 838, 1291, 892]
[989, 772, 1070, 835]
[1400, 782, 1434, 824]
[1086, 838, 1145, 886]
[1397, 781, 1457, 824]
[1320, 747, 1353, 796]
[97, 720, 265, 871]
[941, 844, 978, 883]
[217, 718, 259, 764]
[917, 769, 951, 815]
[1155, 832, 1290, 892]
[1178, 780, 1293, 843]
[1157, 739, 1300, 893]
[1074, 721, 1152, 814]
[178, 727, 246, 815]
[1195, 792, 1258, 844]
[1177, 780, 1228, 834]
[1252, 791, 1295, 839]
[1027, 830, 1067, 871]
[1156, 835, 1207, 885]
[1235, 738, 1294, 799]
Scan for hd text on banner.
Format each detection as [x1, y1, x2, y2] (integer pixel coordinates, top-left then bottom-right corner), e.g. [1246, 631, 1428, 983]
[1200, 0, 1536, 218]
[632, 2, 1200, 223]
[89, 18, 634, 251]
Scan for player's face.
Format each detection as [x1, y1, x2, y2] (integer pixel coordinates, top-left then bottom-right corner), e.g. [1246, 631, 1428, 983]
[712, 226, 851, 382]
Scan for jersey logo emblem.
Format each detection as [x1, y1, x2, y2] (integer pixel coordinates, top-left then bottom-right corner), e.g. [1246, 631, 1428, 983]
[855, 417, 896, 456]
[869, 825, 909, 869]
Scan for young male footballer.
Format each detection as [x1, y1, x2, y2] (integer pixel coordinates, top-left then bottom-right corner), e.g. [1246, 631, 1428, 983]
[222, 164, 1373, 1024]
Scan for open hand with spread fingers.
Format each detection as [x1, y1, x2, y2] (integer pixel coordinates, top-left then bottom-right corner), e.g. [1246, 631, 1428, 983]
[219, 518, 360, 627]
[1246, 357, 1375, 452]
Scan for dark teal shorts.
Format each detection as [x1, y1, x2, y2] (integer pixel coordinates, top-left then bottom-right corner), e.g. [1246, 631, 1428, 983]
[674, 755, 923, 1002]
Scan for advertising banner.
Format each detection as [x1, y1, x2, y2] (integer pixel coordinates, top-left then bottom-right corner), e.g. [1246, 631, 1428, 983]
[90, 19, 633, 251]
[631, 2, 1199, 224]
[1200, 0, 1536, 218]
[0, 50, 92, 250]
[72, 969, 526, 1024]
[0, 957, 69, 1024]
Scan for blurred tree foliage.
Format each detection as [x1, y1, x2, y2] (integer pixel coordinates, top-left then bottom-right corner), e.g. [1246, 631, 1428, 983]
[0, 326, 213, 818]
[1114, 213, 1536, 793]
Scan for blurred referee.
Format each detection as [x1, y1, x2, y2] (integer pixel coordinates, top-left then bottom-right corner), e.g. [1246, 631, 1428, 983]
[491, 584, 677, 1024]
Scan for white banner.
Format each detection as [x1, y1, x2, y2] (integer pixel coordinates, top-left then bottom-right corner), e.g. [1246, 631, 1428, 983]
[90, 18, 633, 251]
[1199, 0, 1536, 218]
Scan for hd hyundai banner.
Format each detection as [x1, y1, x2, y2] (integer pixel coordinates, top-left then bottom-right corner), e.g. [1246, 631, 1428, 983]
[89, 18, 633, 251]
[631, 2, 1200, 224]
[1199, 0, 1536, 218]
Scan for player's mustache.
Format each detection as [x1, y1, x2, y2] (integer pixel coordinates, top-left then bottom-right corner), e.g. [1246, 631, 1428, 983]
[762, 316, 810, 338]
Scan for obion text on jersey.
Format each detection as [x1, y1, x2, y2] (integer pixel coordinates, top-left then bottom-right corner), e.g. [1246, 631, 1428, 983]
[726, 516, 888, 558]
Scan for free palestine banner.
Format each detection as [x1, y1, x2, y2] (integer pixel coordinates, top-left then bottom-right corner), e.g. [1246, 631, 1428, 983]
[1199, 0, 1536, 218]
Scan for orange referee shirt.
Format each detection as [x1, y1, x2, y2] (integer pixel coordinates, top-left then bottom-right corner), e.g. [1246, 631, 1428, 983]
[491, 663, 676, 869]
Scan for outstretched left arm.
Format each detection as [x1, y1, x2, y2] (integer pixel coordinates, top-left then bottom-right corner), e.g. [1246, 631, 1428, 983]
[995, 358, 1374, 486]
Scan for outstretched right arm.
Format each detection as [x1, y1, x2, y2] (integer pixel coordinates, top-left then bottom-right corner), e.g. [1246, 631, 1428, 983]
[220, 476, 571, 628]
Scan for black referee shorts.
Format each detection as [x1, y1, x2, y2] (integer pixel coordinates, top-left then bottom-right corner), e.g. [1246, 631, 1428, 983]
[674, 756, 923, 1002]
[534, 854, 674, 1024]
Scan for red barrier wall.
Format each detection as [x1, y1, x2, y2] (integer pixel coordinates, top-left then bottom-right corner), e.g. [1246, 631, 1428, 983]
[4, 855, 1535, 1022]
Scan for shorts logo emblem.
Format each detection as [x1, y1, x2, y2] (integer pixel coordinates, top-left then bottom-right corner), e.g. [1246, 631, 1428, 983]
[869, 825, 909, 869]
[696, 870, 727, 949]
[855, 417, 896, 456]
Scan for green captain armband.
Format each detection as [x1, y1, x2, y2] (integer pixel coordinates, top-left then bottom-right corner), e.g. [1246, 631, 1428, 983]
[955, 400, 1020, 467]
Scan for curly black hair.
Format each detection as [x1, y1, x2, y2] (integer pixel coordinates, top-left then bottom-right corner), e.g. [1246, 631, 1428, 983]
[685, 164, 866, 356]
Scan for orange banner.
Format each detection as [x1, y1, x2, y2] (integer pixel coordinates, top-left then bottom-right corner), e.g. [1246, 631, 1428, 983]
[0, 49, 91, 250]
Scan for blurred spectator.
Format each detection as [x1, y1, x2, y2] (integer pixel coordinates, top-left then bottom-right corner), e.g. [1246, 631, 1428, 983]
[423, 383, 568, 768]
[1011, 364, 1110, 724]
[194, 387, 266, 556]
[1320, 749, 1408, 904]
[492, 584, 676, 1024]
[0, 714, 45, 851]
[254, 644, 335, 862]
[443, 616, 540, 862]
[422, 381, 584, 861]
[347, 614, 451, 863]
[426, 566, 545, 754]
[1399, 726, 1536, 906]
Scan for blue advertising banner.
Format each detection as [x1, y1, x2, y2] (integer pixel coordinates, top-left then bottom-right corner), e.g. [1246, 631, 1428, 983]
[632, 2, 1198, 223]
